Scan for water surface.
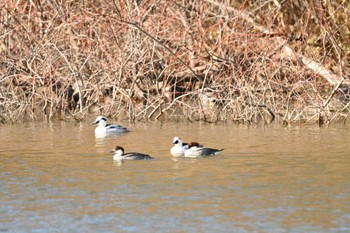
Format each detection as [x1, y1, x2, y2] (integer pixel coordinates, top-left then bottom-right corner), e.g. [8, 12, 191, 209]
[1, 120, 350, 232]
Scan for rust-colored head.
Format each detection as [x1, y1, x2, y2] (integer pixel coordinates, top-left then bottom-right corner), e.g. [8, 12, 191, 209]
[187, 141, 202, 148]
[114, 145, 125, 152]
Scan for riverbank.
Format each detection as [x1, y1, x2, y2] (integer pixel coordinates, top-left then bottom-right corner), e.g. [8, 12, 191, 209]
[1, 1, 349, 125]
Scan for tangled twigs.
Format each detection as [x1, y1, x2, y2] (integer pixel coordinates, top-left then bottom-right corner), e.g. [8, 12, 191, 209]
[0, 1, 349, 124]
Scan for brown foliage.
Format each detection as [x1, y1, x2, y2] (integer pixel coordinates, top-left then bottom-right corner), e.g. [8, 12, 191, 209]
[0, 0, 349, 125]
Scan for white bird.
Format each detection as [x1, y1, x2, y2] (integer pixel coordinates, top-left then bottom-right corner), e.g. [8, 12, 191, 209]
[184, 142, 223, 158]
[112, 146, 154, 161]
[170, 137, 203, 157]
[92, 116, 129, 135]
[170, 137, 186, 157]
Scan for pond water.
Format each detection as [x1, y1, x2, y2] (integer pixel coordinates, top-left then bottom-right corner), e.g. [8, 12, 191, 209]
[1, 118, 350, 232]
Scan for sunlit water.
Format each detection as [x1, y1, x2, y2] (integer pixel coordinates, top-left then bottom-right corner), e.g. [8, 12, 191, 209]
[1, 119, 350, 232]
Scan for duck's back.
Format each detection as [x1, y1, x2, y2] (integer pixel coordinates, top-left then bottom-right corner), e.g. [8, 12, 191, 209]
[106, 124, 129, 133]
[199, 147, 224, 156]
[124, 152, 154, 160]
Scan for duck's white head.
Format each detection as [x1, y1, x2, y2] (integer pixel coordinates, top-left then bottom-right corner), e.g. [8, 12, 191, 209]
[92, 116, 107, 127]
[112, 146, 125, 160]
[172, 137, 183, 146]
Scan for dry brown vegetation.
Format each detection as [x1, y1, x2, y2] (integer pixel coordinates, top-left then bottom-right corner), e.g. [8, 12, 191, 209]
[1, 0, 349, 125]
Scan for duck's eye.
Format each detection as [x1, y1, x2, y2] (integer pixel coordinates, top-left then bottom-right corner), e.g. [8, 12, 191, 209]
[174, 140, 179, 144]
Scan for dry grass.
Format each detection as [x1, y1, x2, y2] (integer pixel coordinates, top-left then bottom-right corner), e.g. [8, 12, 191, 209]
[0, 0, 349, 125]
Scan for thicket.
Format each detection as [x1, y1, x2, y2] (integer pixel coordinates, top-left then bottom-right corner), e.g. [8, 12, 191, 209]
[1, 0, 349, 125]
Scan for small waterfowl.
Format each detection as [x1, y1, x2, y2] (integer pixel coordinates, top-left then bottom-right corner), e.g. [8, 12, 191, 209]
[170, 137, 203, 157]
[170, 137, 187, 157]
[92, 116, 129, 135]
[184, 142, 223, 158]
[112, 146, 154, 161]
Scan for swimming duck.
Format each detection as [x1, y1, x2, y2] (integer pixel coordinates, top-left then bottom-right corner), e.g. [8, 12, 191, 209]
[184, 142, 223, 158]
[92, 116, 129, 135]
[170, 137, 187, 157]
[112, 146, 154, 161]
[170, 137, 203, 157]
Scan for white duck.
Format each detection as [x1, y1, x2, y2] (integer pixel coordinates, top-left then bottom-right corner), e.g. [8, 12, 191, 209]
[170, 137, 203, 157]
[92, 116, 129, 135]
